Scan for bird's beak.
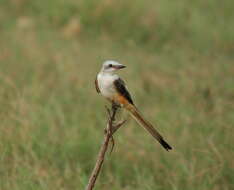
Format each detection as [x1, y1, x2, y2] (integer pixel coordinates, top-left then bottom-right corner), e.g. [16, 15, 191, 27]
[113, 64, 126, 70]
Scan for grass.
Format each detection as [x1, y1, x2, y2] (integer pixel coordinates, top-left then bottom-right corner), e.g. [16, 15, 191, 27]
[0, 0, 234, 189]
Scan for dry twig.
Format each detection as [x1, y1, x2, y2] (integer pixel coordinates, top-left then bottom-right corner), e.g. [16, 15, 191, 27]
[85, 104, 126, 190]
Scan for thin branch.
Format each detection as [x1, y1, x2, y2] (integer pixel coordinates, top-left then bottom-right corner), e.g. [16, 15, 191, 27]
[112, 120, 127, 134]
[85, 105, 126, 190]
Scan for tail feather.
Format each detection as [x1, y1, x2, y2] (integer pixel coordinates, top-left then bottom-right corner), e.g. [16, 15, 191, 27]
[126, 105, 172, 151]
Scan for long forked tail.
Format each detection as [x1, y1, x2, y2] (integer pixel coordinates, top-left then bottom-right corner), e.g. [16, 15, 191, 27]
[126, 105, 172, 151]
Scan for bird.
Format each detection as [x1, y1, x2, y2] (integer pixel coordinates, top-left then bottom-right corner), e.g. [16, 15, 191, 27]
[95, 60, 172, 151]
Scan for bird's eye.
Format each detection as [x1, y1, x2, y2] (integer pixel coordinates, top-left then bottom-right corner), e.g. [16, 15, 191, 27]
[109, 64, 112, 67]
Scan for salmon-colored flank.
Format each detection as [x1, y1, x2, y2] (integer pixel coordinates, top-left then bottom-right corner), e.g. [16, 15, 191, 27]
[114, 93, 130, 106]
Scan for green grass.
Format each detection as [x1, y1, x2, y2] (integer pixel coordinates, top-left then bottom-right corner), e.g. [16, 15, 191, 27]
[0, 0, 234, 189]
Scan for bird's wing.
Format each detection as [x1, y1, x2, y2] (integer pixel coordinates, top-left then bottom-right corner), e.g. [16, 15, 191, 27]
[113, 78, 134, 105]
[95, 76, 100, 93]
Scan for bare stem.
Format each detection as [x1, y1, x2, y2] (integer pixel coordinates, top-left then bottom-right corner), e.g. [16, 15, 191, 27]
[85, 105, 125, 190]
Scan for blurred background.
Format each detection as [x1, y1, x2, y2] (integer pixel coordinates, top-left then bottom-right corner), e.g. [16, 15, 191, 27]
[0, 0, 233, 189]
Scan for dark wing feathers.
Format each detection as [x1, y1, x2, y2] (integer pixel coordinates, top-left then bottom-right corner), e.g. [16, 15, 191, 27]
[114, 78, 134, 105]
[95, 76, 100, 93]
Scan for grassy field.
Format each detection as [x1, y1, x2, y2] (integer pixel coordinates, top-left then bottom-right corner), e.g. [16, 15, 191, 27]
[0, 0, 234, 189]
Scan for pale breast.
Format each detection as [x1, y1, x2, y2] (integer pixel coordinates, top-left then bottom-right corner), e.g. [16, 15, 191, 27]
[97, 73, 118, 99]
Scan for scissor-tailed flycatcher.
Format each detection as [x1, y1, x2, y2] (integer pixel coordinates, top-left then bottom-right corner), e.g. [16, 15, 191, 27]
[95, 60, 172, 151]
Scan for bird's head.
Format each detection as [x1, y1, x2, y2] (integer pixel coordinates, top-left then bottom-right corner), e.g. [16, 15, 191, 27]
[101, 60, 126, 73]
